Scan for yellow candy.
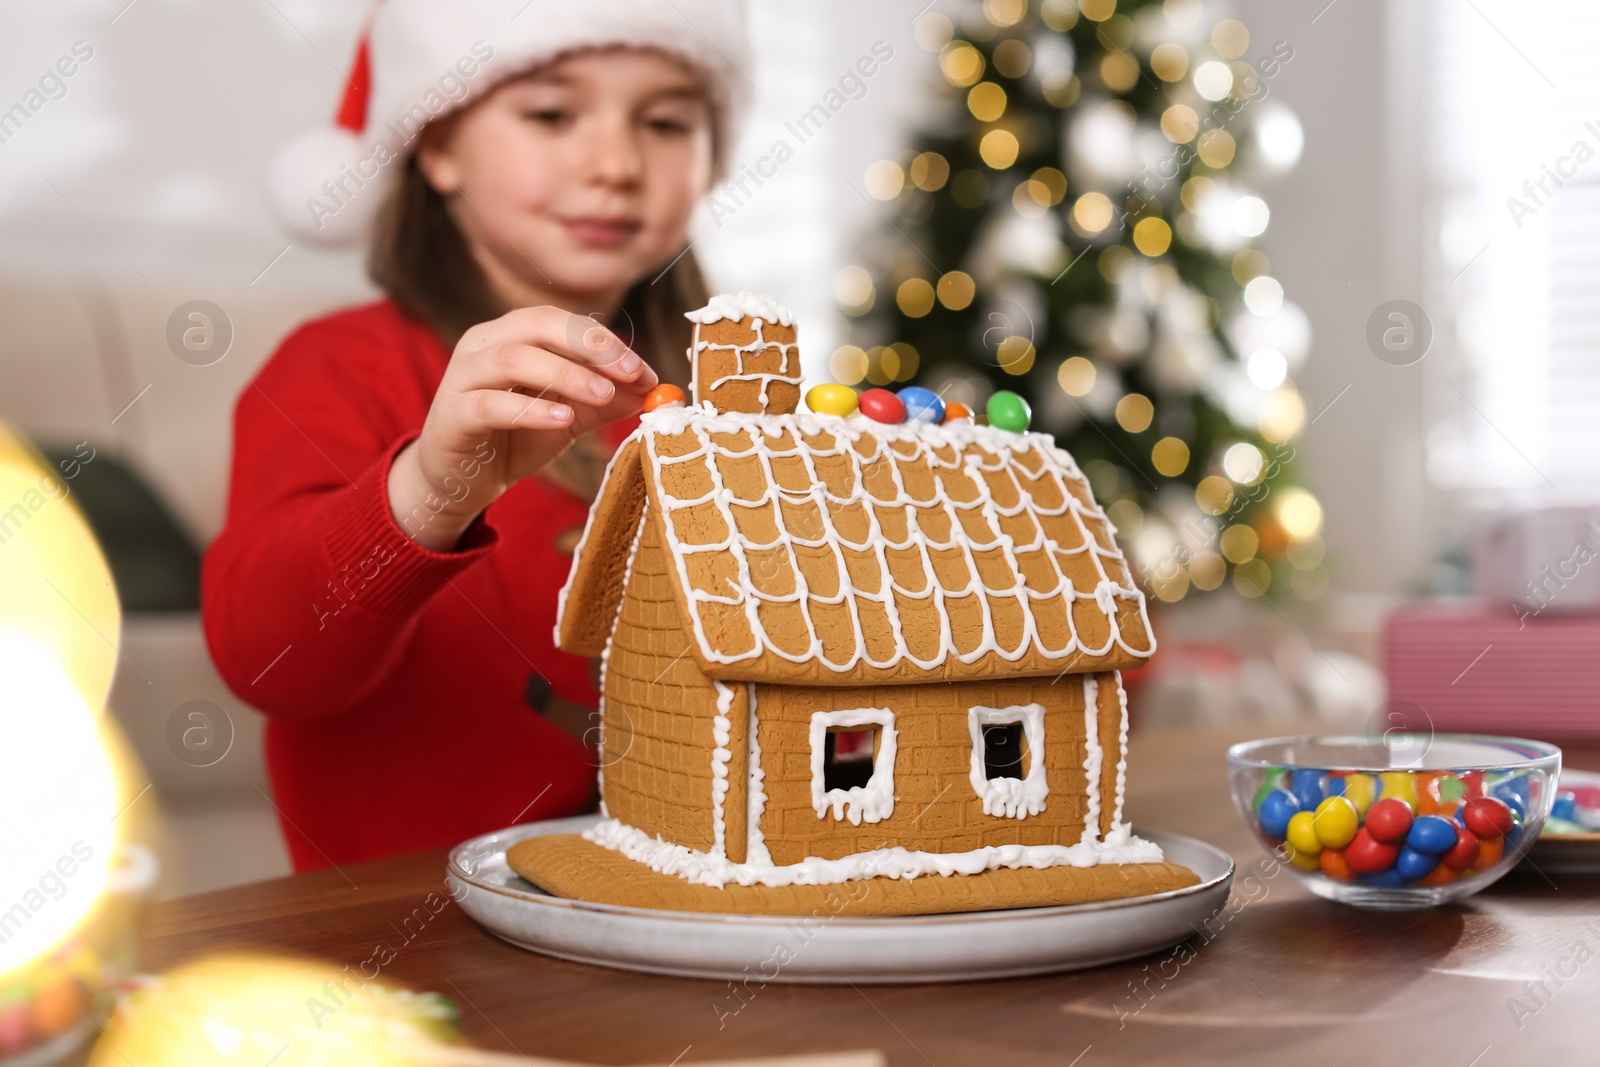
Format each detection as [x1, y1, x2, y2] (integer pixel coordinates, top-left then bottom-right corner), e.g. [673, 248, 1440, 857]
[1379, 771, 1418, 811]
[1285, 810, 1322, 858]
[1285, 843, 1322, 871]
[806, 383, 859, 417]
[1312, 795, 1359, 849]
[1341, 772, 1378, 815]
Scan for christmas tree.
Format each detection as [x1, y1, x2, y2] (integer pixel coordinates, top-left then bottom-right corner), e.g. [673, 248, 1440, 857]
[839, 0, 1326, 604]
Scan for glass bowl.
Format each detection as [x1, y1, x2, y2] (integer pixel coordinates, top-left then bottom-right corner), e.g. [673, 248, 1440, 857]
[1227, 734, 1560, 909]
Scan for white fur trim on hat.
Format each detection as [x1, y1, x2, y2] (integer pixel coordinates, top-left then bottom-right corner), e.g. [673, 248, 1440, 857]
[266, 0, 751, 248]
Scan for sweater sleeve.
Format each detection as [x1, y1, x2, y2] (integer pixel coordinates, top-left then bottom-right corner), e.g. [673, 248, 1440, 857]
[202, 312, 495, 719]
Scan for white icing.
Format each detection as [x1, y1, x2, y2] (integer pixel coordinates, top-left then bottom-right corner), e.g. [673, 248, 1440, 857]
[966, 703, 1049, 819]
[633, 408, 1154, 675]
[684, 291, 795, 327]
[582, 817, 1166, 889]
[1112, 671, 1129, 834]
[745, 683, 772, 865]
[808, 708, 897, 825]
[1080, 676, 1102, 845]
[710, 681, 735, 858]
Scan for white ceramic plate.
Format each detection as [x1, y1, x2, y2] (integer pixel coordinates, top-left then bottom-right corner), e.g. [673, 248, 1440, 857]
[446, 816, 1235, 984]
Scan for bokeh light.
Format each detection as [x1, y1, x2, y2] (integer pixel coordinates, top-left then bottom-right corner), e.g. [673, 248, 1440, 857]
[980, 129, 1021, 168]
[1243, 275, 1284, 315]
[1222, 441, 1266, 484]
[1058, 356, 1097, 396]
[910, 152, 951, 191]
[1276, 488, 1324, 539]
[1151, 42, 1189, 82]
[1071, 191, 1115, 235]
[941, 42, 986, 87]
[1246, 347, 1288, 390]
[1193, 60, 1233, 101]
[1115, 393, 1154, 432]
[865, 160, 905, 200]
[0, 628, 119, 974]
[936, 270, 976, 310]
[1152, 436, 1190, 476]
[1133, 217, 1173, 256]
[834, 266, 875, 314]
[968, 82, 1008, 122]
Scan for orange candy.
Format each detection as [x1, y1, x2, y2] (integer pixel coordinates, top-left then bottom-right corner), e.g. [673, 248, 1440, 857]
[1415, 772, 1448, 816]
[942, 402, 974, 423]
[1318, 848, 1354, 882]
[643, 384, 686, 412]
[1416, 865, 1459, 887]
[1474, 836, 1505, 871]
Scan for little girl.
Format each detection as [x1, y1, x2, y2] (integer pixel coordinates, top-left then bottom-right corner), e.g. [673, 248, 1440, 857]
[204, 0, 749, 870]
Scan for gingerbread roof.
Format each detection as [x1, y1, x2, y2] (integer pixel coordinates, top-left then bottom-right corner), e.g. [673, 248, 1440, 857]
[556, 407, 1155, 686]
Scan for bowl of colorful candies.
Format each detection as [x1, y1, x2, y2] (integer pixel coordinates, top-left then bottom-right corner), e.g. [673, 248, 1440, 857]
[1228, 735, 1560, 908]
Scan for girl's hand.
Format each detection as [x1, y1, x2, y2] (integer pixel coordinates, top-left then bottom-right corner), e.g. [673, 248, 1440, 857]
[386, 306, 659, 551]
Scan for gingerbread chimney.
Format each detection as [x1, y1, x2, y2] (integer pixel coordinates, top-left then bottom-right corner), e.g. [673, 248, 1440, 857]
[684, 293, 800, 415]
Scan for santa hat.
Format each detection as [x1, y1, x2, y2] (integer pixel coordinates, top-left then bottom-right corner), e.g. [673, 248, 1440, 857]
[266, 0, 751, 247]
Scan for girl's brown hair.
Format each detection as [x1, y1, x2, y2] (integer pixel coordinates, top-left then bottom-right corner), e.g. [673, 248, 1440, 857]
[367, 150, 704, 502]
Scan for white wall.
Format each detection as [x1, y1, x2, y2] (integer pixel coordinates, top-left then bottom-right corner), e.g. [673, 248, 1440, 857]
[1230, 0, 1439, 610]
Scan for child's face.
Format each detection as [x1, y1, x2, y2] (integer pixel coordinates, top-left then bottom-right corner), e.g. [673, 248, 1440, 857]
[419, 47, 714, 307]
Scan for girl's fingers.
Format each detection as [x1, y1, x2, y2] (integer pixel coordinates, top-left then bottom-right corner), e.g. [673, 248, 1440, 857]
[458, 343, 623, 405]
[462, 307, 658, 387]
[458, 389, 575, 432]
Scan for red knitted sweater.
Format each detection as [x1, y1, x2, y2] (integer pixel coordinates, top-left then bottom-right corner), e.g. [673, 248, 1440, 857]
[202, 299, 609, 871]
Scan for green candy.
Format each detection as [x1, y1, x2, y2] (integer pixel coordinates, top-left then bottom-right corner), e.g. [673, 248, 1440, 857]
[986, 390, 1031, 432]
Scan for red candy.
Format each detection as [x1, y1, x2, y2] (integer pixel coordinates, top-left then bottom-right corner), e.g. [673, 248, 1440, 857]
[1345, 828, 1400, 874]
[1462, 796, 1514, 839]
[858, 388, 906, 424]
[1441, 823, 1480, 871]
[1365, 797, 1414, 844]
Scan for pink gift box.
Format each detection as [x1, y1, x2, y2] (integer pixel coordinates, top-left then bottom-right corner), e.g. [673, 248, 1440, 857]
[1383, 598, 1600, 739]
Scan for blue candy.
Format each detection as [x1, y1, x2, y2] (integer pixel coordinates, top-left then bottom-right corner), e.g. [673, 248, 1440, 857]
[1326, 776, 1348, 797]
[897, 386, 945, 424]
[1258, 789, 1300, 841]
[1358, 868, 1407, 888]
[1406, 815, 1458, 854]
[1290, 769, 1325, 812]
[1552, 793, 1577, 822]
[1505, 822, 1525, 853]
[1396, 846, 1440, 883]
[1492, 780, 1529, 820]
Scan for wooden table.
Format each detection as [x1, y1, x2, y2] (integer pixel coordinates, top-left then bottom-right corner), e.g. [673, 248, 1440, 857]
[143, 725, 1600, 1065]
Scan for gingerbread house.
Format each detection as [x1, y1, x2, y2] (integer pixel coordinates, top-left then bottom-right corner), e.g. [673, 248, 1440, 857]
[552, 293, 1160, 890]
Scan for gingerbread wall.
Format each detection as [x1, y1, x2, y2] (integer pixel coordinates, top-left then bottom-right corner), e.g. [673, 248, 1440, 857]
[691, 316, 800, 415]
[600, 511, 734, 855]
[750, 673, 1126, 865]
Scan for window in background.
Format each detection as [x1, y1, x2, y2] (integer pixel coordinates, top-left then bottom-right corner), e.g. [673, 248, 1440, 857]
[1426, 0, 1600, 495]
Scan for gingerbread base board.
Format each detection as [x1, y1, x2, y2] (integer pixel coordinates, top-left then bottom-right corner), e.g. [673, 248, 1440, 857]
[506, 834, 1199, 917]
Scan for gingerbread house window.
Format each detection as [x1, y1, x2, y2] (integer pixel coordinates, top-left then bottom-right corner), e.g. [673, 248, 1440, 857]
[809, 708, 896, 826]
[967, 704, 1049, 819]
